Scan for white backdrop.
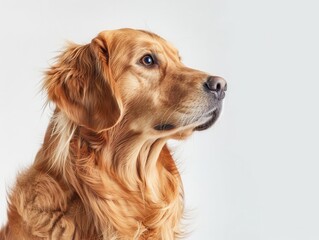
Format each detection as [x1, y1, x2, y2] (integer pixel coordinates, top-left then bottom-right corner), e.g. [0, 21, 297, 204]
[1, 0, 319, 239]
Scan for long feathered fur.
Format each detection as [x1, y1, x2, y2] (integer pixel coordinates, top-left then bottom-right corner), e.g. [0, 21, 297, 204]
[1, 28, 225, 239]
[1, 30, 185, 240]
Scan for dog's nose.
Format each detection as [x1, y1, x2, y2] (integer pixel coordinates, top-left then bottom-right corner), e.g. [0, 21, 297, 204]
[204, 76, 227, 100]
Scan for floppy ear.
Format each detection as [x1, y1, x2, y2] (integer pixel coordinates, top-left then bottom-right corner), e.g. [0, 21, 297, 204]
[44, 35, 123, 132]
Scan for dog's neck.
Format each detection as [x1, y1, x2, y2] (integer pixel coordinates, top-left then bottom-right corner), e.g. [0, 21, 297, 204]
[38, 110, 183, 238]
[104, 128, 169, 197]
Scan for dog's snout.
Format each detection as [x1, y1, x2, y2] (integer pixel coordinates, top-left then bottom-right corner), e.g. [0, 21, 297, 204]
[204, 76, 227, 100]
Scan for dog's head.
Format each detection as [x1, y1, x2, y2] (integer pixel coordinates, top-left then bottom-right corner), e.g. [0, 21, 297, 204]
[45, 28, 226, 139]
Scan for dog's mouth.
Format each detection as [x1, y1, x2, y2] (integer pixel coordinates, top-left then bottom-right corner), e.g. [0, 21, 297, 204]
[194, 108, 221, 131]
[154, 124, 175, 131]
[154, 108, 221, 132]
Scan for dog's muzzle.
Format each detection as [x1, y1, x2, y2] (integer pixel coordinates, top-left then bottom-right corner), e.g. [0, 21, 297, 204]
[194, 76, 227, 131]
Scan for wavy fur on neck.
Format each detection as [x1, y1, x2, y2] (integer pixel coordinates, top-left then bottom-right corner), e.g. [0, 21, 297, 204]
[35, 110, 184, 239]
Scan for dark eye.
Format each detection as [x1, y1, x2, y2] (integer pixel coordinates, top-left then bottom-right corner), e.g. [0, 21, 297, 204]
[140, 54, 155, 66]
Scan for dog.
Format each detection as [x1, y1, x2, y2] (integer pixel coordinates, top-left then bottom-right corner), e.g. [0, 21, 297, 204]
[0, 28, 226, 240]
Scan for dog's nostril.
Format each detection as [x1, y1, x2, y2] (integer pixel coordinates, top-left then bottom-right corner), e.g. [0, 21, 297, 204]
[216, 82, 221, 92]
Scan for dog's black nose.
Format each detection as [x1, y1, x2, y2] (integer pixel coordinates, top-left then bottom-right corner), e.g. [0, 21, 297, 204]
[204, 76, 227, 100]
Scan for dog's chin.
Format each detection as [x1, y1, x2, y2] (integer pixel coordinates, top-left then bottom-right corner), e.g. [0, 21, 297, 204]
[153, 107, 222, 133]
[194, 108, 221, 131]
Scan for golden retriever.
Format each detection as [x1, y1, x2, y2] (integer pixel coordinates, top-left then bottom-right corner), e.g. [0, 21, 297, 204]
[0, 28, 226, 240]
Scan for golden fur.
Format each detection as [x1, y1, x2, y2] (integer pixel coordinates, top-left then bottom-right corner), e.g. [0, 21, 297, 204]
[0, 28, 226, 239]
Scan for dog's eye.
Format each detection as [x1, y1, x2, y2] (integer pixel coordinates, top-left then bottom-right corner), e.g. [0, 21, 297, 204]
[140, 55, 155, 67]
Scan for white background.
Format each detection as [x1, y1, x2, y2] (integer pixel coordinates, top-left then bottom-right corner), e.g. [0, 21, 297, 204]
[1, 0, 319, 239]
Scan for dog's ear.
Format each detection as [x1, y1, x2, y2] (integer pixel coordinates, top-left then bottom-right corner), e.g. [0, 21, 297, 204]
[44, 35, 123, 132]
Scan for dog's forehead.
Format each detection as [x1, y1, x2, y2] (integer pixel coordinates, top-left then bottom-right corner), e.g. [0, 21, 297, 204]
[98, 28, 180, 57]
[137, 30, 180, 55]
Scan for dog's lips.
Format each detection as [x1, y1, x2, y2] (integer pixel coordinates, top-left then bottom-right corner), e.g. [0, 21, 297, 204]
[154, 106, 222, 132]
[154, 124, 175, 131]
[194, 108, 221, 131]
